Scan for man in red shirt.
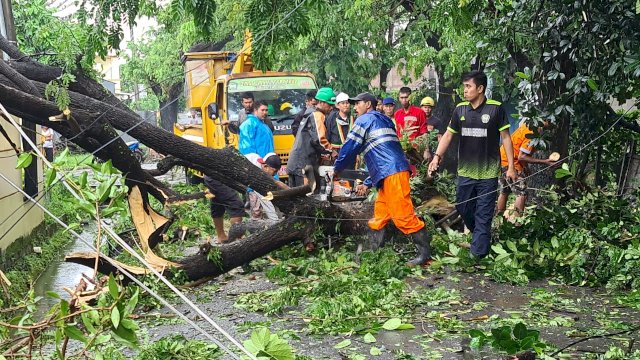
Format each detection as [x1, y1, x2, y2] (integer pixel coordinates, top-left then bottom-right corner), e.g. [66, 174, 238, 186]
[394, 87, 431, 164]
[394, 87, 428, 140]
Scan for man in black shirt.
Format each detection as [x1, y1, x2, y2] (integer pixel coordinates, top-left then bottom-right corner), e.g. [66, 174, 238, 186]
[429, 71, 516, 258]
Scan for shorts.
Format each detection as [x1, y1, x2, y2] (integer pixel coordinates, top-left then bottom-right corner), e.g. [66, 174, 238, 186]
[203, 176, 246, 218]
[498, 167, 527, 196]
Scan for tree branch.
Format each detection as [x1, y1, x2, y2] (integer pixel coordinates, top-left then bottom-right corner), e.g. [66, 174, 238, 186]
[0, 34, 28, 62]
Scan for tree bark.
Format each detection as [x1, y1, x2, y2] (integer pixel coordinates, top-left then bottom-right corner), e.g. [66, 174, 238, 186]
[158, 82, 182, 131]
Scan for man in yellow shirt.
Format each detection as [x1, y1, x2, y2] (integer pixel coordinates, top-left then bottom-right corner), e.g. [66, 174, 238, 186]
[497, 122, 557, 218]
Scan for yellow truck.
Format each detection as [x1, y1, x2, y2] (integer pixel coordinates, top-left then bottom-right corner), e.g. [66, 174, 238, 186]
[174, 37, 317, 182]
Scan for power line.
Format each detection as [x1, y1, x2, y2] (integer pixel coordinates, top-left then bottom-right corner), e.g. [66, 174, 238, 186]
[0, 0, 313, 243]
[0, 96, 257, 360]
[0, 170, 243, 360]
[0, 2, 314, 356]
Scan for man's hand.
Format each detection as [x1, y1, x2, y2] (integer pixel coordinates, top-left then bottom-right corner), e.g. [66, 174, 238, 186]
[355, 184, 369, 196]
[423, 149, 432, 163]
[220, 120, 230, 126]
[506, 167, 517, 182]
[545, 158, 560, 167]
[428, 157, 439, 176]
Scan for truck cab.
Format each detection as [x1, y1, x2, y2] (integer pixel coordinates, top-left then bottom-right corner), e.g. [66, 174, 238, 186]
[174, 49, 317, 180]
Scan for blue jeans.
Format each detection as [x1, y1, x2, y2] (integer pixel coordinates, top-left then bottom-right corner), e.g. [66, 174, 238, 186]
[455, 176, 498, 257]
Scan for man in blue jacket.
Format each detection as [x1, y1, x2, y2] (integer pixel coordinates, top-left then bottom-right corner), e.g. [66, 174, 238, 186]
[239, 100, 275, 157]
[333, 93, 432, 267]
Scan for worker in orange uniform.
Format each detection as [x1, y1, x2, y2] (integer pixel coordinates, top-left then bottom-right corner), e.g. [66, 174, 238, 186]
[333, 92, 432, 267]
[497, 121, 557, 218]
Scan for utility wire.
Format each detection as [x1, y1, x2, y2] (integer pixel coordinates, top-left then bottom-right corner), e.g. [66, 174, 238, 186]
[0, 171, 242, 360]
[0, 1, 313, 356]
[0, 102, 256, 360]
[0, 0, 311, 245]
[447, 104, 636, 208]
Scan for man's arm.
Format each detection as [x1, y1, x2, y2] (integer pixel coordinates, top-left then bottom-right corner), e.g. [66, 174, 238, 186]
[500, 130, 517, 181]
[519, 152, 557, 166]
[264, 117, 275, 132]
[291, 111, 304, 137]
[313, 112, 332, 151]
[417, 110, 428, 136]
[274, 179, 289, 189]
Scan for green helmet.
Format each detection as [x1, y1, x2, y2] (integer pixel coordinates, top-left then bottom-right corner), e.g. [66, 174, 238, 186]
[315, 87, 336, 105]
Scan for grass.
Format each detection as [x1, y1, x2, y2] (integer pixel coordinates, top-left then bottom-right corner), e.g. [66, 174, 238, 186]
[0, 186, 78, 310]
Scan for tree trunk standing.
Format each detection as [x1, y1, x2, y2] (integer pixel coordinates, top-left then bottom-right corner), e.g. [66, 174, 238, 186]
[540, 43, 575, 186]
[378, 23, 394, 93]
[623, 151, 640, 196]
[434, 70, 459, 174]
[594, 143, 603, 187]
[433, 71, 455, 121]
[379, 63, 390, 93]
[158, 82, 183, 131]
[21, 120, 38, 197]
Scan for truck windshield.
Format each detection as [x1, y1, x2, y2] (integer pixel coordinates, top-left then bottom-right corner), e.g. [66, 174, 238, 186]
[227, 76, 316, 135]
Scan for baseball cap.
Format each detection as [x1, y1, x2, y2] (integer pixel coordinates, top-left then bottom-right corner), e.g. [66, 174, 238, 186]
[315, 87, 336, 105]
[258, 152, 282, 169]
[420, 96, 435, 106]
[335, 92, 349, 104]
[382, 97, 395, 105]
[348, 92, 378, 108]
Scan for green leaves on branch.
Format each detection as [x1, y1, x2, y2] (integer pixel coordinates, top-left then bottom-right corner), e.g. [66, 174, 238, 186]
[469, 323, 547, 355]
[169, 0, 217, 36]
[488, 187, 640, 289]
[246, 0, 314, 71]
[46, 276, 141, 357]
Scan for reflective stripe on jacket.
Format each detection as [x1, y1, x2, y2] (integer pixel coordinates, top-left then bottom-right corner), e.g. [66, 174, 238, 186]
[334, 110, 409, 188]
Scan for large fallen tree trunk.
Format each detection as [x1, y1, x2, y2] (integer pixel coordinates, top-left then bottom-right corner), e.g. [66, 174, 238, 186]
[65, 186, 377, 281]
[0, 34, 387, 282]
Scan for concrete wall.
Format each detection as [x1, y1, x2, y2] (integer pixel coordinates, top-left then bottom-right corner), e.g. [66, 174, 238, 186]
[0, 117, 44, 251]
[370, 63, 437, 92]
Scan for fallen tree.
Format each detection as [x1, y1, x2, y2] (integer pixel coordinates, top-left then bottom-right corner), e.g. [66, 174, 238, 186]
[0, 34, 416, 282]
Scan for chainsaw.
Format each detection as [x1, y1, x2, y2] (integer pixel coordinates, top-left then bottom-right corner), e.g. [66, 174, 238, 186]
[317, 166, 369, 202]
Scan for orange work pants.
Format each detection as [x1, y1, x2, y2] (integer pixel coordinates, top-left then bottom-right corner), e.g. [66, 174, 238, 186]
[368, 171, 424, 235]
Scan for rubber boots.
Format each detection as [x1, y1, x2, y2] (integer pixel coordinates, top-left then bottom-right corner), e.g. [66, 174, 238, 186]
[407, 227, 433, 267]
[356, 227, 386, 260]
[365, 227, 387, 251]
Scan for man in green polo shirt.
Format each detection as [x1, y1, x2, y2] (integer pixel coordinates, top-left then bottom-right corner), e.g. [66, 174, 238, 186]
[429, 71, 516, 258]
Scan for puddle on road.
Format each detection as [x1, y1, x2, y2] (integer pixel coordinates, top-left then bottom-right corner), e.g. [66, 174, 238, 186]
[32, 227, 97, 317]
[31, 163, 182, 317]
